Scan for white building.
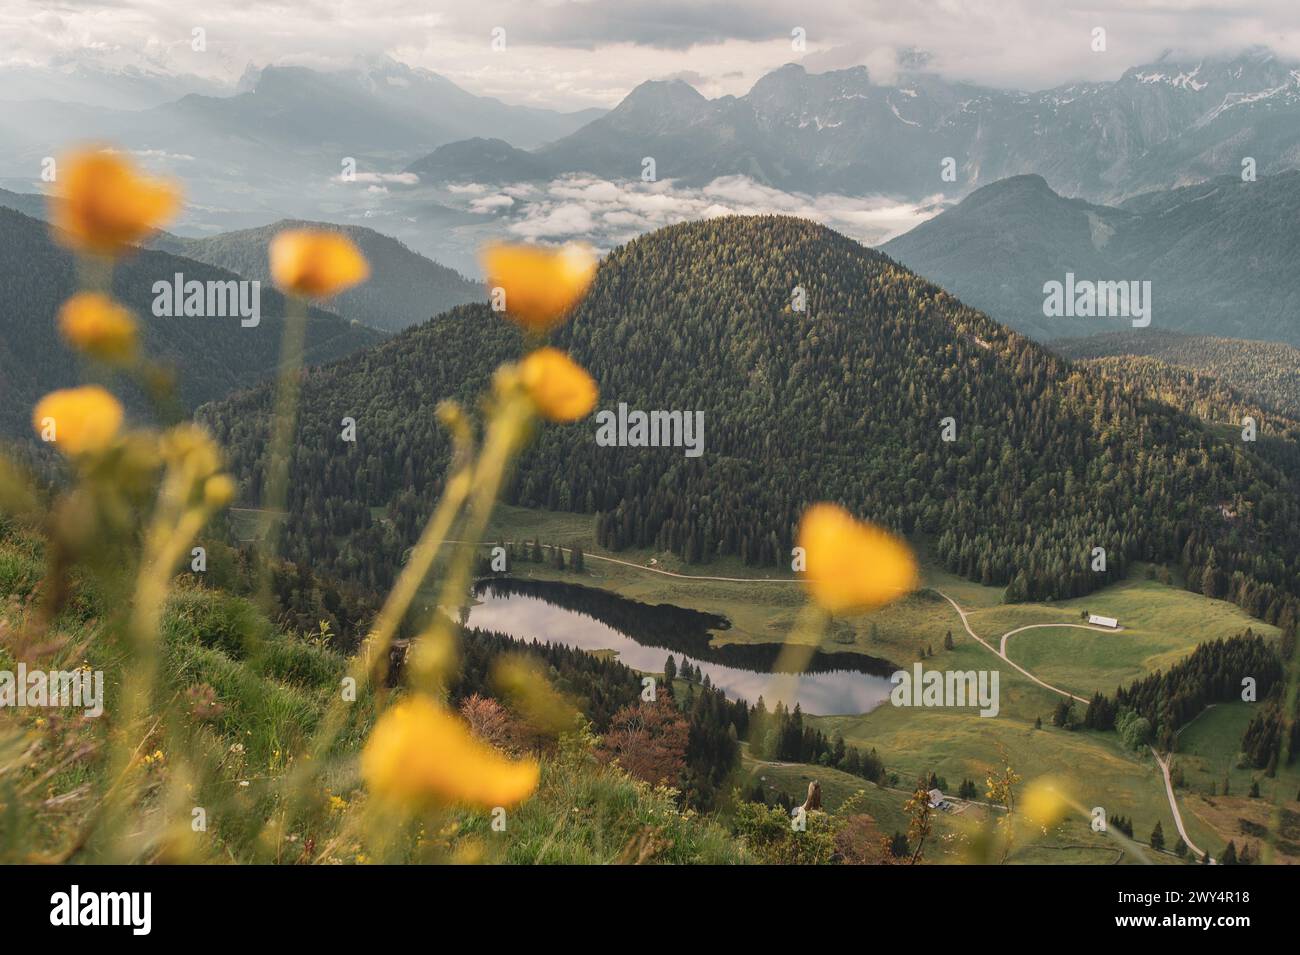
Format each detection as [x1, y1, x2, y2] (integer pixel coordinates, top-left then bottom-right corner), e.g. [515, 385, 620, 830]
[1088, 614, 1119, 629]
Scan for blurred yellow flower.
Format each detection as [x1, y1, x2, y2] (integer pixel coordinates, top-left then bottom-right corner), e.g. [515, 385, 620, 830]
[1021, 777, 1068, 829]
[362, 695, 539, 810]
[482, 242, 596, 331]
[53, 148, 179, 256]
[518, 347, 598, 422]
[32, 386, 124, 456]
[57, 292, 138, 364]
[797, 503, 918, 614]
[203, 474, 236, 509]
[269, 229, 369, 299]
[160, 424, 222, 480]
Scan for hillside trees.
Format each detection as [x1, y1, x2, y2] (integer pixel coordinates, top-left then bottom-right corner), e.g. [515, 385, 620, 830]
[199, 216, 1300, 634]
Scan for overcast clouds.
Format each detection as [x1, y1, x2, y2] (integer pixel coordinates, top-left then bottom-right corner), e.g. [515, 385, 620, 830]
[3, 1, 1300, 110]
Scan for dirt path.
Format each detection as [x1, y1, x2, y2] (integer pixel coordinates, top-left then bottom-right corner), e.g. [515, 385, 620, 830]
[999, 622, 1121, 657]
[1151, 747, 1208, 860]
[446, 539, 804, 584]
[933, 591, 1089, 704]
[931, 592, 1207, 862]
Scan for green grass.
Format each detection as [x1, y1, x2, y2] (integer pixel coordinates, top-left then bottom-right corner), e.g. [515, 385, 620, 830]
[0, 520, 752, 864]
[1174, 703, 1300, 803]
[456, 743, 749, 864]
[810, 651, 1227, 858]
[973, 572, 1279, 697]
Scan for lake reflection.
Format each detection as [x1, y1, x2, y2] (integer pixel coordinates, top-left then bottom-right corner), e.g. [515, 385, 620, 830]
[464, 579, 895, 716]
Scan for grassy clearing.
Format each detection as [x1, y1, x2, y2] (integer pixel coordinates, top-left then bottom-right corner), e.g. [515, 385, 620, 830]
[477, 507, 1270, 687]
[975, 573, 1279, 696]
[479, 505, 1009, 663]
[1173, 702, 1300, 807]
[1173, 703, 1300, 863]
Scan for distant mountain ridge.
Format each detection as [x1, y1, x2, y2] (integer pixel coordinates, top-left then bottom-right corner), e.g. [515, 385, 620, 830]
[0, 207, 380, 441]
[0, 188, 49, 221]
[405, 138, 554, 183]
[0, 188, 482, 333]
[155, 220, 485, 333]
[0, 58, 606, 218]
[412, 48, 1300, 205]
[881, 171, 1300, 345]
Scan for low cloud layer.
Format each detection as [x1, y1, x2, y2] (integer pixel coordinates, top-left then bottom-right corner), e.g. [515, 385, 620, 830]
[444, 173, 942, 249]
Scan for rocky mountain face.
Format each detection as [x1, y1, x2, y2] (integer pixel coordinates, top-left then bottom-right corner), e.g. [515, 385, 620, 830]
[406, 49, 1300, 203]
[881, 171, 1300, 345]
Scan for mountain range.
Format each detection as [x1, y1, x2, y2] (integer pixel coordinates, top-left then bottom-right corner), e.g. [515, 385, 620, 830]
[409, 48, 1300, 204]
[0, 58, 605, 240]
[0, 58, 602, 171]
[880, 171, 1300, 345]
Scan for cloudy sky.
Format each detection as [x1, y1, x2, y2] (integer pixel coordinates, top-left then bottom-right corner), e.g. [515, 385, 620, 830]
[3, 0, 1300, 110]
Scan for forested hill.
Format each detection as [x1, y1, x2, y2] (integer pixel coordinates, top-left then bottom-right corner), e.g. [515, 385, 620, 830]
[200, 216, 1300, 633]
[152, 220, 484, 333]
[1070, 355, 1300, 480]
[1054, 330, 1300, 420]
[0, 207, 381, 440]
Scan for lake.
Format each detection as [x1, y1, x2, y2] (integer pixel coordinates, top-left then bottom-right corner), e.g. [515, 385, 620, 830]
[463, 578, 896, 716]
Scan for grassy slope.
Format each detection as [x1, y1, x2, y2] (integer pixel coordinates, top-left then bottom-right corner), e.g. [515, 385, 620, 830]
[972, 574, 1280, 695]
[1171, 703, 1300, 863]
[0, 521, 747, 864]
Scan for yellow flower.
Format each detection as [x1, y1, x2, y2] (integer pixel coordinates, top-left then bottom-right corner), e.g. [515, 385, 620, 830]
[1021, 777, 1068, 829]
[53, 148, 179, 256]
[160, 424, 222, 480]
[482, 242, 596, 331]
[796, 503, 918, 614]
[57, 292, 138, 363]
[361, 695, 539, 810]
[203, 474, 236, 509]
[32, 386, 124, 456]
[518, 348, 598, 422]
[269, 229, 369, 299]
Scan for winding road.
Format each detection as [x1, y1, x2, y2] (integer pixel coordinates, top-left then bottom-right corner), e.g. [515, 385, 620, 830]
[933, 591, 1089, 705]
[1151, 747, 1206, 859]
[998, 622, 1121, 657]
